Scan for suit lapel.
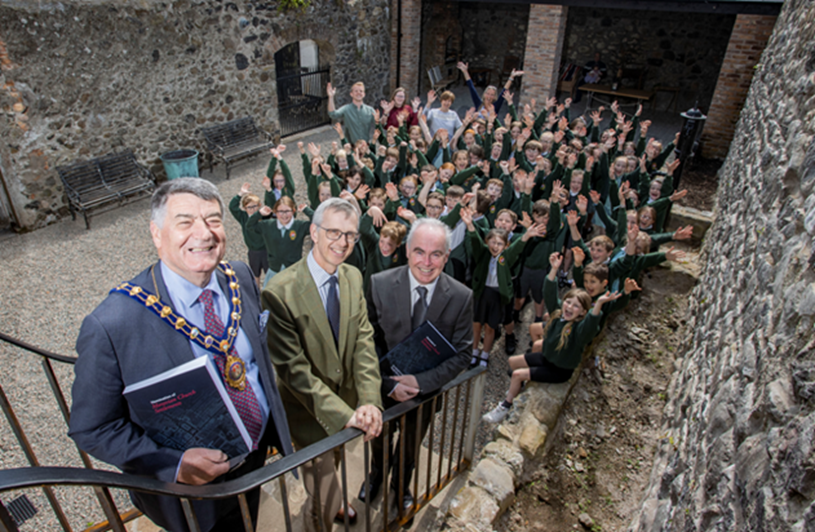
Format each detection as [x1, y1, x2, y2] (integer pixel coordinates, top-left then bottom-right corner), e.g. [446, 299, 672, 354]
[294, 261, 339, 359]
[393, 268, 413, 344]
[425, 273, 450, 326]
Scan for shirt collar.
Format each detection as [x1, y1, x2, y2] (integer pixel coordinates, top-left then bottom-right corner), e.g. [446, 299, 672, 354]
[159, 261, 221, 311]
[408, 268, 440, 303]
[307, 250, 335, 287]
[277, 218, 295, 231]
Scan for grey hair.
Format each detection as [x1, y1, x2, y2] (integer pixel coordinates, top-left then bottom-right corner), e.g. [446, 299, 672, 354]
[150, 177, 225, 228]
[312, 197, 359, 229]
[406, 217, 451, 254]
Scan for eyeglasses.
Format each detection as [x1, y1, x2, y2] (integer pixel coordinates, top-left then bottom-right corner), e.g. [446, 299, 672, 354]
[276, 209, 293, 215]
[317, 225, 360, 243]
[245, 204, 260, 211]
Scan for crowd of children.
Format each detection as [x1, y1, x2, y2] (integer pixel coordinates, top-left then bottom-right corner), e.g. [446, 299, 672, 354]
[229, 80, 694, 426]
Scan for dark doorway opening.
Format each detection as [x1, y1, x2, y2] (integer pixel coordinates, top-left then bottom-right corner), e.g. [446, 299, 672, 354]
[275, 41, 331, 137]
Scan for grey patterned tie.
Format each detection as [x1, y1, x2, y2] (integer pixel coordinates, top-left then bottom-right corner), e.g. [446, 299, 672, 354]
[412, 286, 428, 331]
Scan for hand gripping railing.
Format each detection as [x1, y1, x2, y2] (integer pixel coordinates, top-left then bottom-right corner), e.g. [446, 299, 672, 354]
[0, 331, 486, 532]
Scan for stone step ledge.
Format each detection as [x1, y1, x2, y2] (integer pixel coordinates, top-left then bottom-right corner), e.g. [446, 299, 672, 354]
[665, 204, 715, 243]
[443, 367, 583, 530]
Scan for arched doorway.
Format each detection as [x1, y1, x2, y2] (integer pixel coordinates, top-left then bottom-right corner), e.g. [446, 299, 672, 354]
[275, 40, 331, 137]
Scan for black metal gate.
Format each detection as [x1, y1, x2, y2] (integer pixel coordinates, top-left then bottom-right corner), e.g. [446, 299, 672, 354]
[276, 66, 331, 137]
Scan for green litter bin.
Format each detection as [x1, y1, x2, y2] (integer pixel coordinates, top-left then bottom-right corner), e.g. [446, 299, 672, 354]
[161, 149, 199, 180]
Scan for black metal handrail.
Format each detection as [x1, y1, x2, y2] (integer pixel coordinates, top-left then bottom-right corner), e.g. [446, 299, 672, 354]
[0, 366, 483, 499]
[0, 332, 77, 365]
[0, 331, 486, 532]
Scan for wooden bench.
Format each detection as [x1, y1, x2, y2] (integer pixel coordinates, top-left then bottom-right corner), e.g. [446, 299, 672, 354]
[201, 116, 274, 179]
[57, 150, 156, 229]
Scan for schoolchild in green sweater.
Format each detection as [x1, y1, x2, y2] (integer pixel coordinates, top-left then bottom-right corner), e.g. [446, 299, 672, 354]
[229, 186, 266, 288]
[359, 207, 408, 293]
[439, 185, 470, 283]
[609, 231, 686, 293]
[263, 146, 295, 207]
[462, 207, 547, 367]
[373, 145, 405, 187]
[449, 150, 484, 192]
[639, 160, 683, 232]
[568, 213, 636, 290]
[483, 251, 622, 424]
[298, 142, 342, 209]
[643, 133, 680, 174]
[516, 184, 568, 324]
[494, 208, 525, 355]
[383, 178, 425, 225]
[578, 262, 641, 330]
[247, 196, 314, 289]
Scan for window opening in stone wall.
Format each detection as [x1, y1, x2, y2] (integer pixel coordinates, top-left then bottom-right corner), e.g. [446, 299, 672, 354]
[275, 40, 331, 137]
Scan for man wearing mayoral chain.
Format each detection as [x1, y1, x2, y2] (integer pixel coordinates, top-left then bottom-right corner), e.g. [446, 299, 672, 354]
[69, 178, 292, 532]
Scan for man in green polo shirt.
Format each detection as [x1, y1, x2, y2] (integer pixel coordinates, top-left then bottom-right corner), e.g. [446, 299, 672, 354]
[328, 81, 376, 145]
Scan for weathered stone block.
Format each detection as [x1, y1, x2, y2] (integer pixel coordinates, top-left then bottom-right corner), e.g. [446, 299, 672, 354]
[469, 458, 516, 512]
[447, 486, 501, 527]
[518, 416, 548, 457]
[481, 440, 525, 479]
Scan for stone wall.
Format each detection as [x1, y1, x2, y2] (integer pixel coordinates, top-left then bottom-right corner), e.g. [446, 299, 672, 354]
[562, 7, 736, 111]
[629, 0, 815, 530]
[0, 0, 391, 230]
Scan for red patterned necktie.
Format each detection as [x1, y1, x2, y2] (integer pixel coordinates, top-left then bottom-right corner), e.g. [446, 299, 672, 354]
[198, 289, 263, 450]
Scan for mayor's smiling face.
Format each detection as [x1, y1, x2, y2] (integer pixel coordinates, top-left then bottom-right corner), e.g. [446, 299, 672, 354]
[151, 193, 225, 287]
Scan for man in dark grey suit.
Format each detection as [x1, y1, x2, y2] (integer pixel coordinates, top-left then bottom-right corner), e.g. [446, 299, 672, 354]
[69, 178, 292, 532]
[358, 217, 473, 515]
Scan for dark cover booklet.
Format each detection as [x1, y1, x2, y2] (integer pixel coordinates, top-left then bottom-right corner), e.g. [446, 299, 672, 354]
[123, 356, 251, 460]
[380, 321, 457, 376]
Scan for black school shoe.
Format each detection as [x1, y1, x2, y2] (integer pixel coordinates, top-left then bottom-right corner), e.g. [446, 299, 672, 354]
[505, 333, 517, 355]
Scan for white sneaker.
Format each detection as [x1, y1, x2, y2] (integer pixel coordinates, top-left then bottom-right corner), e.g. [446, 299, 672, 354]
[482, 403, 510, 424]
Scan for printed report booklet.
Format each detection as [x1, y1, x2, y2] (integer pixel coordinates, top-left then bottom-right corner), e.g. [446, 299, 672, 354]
[123, 356, 251, 462]
[380, 321, 457, 376]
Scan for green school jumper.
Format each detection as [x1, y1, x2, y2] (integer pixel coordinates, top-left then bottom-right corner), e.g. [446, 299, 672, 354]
[246, 208, 314, 271]
[229, 195, 266, 252]
[359, 213, 407, 293]
[263, 157, 296, 207]
[573, 238, 635, 289]
[302, 153, 341, 209]
[540, 276, 602, 370]
[468, 230, 528, 305]
[520, 202, 565, 272]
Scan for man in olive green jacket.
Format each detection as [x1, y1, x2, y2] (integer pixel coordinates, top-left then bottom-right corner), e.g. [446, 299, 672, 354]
[263, 198, 383, 531]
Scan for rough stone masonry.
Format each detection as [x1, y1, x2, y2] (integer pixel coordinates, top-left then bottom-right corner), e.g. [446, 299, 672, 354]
[0, 0, 391, 230]
[629, 0, 815, 530]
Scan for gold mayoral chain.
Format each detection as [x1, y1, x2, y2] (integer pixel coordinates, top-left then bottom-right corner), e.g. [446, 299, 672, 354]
[110, 261, 247, 390]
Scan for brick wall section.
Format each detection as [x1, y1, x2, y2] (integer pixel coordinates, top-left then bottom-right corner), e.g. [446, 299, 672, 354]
[519, 4, 568, 104]
[390, 0, 422, 96]
[700, 14, 777, 159]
